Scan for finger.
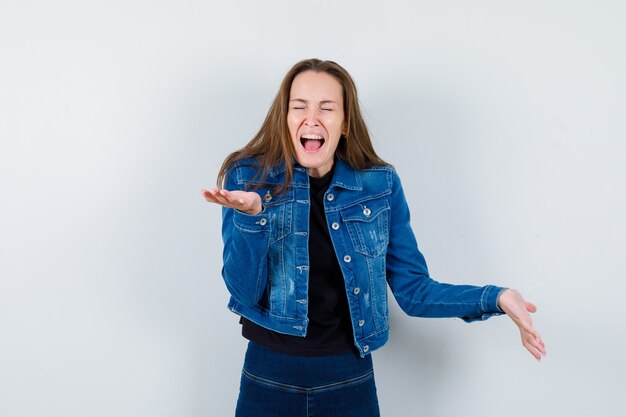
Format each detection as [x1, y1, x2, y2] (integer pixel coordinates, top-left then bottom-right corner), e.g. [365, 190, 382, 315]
[515, 316, 535, 335]
[201, 189, 221, 204]
[218, 189, 249, 210]
[522, 337, 543, 361]
[205, 189, 235, 208]
[521, 332, 544, 361]
[514, 319, 543, 350]
[526, 302, 538, 313]
[218, 189, 242, 203]
[527, 335, 546, 357]
[212, 191, 237, 208]
[530, 333, 545, 351]
[522, 323, 540, 342]
[523, 330, 546, 357]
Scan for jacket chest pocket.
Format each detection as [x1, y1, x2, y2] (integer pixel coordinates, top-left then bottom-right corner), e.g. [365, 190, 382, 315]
[340, 198, 390, 257]
[259, 188, 293, 244]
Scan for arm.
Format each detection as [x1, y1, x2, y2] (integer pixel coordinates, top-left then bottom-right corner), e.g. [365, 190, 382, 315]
[385, 169, 506, 322]
[202, 168, 270, 307]
[386, 170, 546, 360]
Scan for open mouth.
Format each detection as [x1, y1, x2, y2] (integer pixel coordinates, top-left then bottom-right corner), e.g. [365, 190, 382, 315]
[300, 134, 325, 152]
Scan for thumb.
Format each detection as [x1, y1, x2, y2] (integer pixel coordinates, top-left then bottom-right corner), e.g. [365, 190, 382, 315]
[526, 301, 537, 313]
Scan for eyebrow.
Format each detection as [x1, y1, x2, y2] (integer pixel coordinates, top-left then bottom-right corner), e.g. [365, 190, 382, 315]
[289, 98, 338, 105]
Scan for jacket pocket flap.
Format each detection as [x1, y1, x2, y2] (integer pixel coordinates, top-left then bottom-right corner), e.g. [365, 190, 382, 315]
[340, 198, 390, 222]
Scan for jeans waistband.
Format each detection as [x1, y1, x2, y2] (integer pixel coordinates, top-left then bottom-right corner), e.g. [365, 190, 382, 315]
[243, 341, 373, 388]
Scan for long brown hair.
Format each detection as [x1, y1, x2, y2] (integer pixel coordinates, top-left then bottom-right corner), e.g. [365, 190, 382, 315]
[217, 58, 387, 195]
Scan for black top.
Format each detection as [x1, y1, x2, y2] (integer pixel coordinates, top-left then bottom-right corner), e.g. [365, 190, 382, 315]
[241, 165, 356, 356]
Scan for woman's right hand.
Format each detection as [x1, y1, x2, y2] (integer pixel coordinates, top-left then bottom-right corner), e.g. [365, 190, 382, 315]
[201, 188, 263, 215]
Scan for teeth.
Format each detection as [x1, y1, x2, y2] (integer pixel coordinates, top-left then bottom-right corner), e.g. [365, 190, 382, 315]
[301, 134, 323, 140]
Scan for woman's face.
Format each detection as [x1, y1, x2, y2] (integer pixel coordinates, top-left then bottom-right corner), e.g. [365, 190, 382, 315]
[287, 71, 345, 178]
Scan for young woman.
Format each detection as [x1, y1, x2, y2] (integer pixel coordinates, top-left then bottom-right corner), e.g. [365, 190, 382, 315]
[202, 58, 546, 417]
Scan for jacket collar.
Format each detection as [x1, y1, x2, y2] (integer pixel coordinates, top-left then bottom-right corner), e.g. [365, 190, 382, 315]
[330, 158, 362, 191]
[269, 157, 362, 191]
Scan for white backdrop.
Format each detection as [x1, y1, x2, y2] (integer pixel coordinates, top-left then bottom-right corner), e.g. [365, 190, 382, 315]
[1, 1, 625, 416]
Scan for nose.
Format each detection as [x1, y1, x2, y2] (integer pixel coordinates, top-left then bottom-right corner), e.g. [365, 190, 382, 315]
[304, 110, 319, 127]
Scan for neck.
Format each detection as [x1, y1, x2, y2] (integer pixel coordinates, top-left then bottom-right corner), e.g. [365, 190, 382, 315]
[307, 161, 334, 178]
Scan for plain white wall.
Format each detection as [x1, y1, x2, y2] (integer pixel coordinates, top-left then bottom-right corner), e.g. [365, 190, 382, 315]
[1, 1, 625, 416]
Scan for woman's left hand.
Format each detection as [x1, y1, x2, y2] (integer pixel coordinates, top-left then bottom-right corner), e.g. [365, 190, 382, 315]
[497, 289, 546, 361]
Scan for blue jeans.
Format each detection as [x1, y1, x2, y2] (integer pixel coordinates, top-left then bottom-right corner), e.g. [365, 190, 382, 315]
[235, 342, 380, 417]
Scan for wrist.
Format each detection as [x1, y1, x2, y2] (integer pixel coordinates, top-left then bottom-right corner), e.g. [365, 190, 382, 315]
[497, 288, 512, 312]
[252, 204, 263, 215]
[244, 203, 263, 215]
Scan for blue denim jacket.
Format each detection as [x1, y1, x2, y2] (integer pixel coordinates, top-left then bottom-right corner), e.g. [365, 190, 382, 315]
[221, 157, 506, 357]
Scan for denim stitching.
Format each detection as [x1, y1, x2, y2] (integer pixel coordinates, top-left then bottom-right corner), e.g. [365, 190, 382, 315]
[233, 223, 267, 233]
[359, 325, 389, 341]
[280, 235, 286, 313]
[312, 369, 373, 394]
[480, 286, 487, 312]
[306, 390, 310, 417]
[242, 368, 374, 394]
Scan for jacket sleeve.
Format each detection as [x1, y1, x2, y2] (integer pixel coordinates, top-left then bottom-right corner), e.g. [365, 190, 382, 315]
[220, 167, 271, 307]
[385, 169, 507, 322]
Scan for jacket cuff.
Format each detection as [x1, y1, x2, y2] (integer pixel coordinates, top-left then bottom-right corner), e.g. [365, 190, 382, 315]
[232, 207, 271, 232]
[481, 285, 508, 315]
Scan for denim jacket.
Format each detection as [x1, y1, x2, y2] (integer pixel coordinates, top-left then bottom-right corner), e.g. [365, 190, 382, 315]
[221, 157, 506, 357]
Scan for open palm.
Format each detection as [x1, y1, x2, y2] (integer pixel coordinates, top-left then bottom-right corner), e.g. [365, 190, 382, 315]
[201, 188, 262, 215]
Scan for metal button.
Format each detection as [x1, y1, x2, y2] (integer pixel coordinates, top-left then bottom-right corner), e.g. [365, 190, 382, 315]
[358, 320, 365, 327]
[363, 207, 371, 217]
[264, 192, 272, 202]
[259, 218, 267, 226]
[331, 222, 340, 230]
[353, 287, 360, 295]
[326, 193, 334, 201]
[363, 345, 369, 353]
[343, 255, 351, 263]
